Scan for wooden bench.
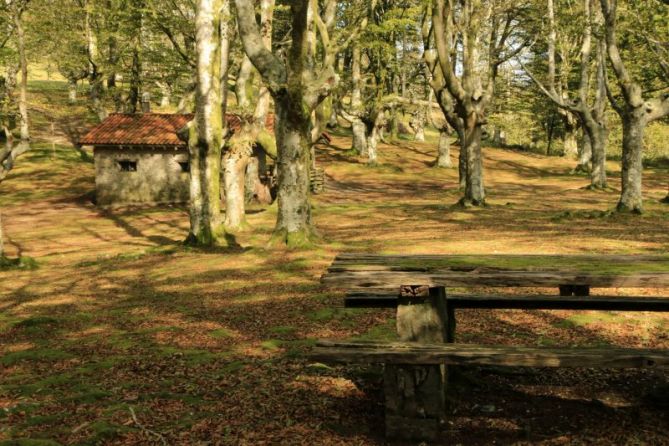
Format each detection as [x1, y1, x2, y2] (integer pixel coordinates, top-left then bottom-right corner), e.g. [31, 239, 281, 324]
[315, 254, 669, 441]
[311, 340, 669, 440]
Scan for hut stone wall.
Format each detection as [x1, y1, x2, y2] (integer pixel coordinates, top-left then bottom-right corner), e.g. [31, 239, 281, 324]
[94, 146, 189, 206]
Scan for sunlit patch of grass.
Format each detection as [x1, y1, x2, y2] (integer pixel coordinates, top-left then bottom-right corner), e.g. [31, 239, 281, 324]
[1, 348, 73, 366]
[0, 79, 667, 444]
[260, 339, 282, 351]
[0, 256, 38, 271]
[268, 325, 297, 336]
[85, 420, 132, 443]
[351, 319, 398, 342]
[210, 328, 235, 339]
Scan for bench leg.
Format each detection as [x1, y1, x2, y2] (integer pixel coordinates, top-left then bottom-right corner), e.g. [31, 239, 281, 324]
[384, 364, 446, 441]
[385, 285, 449, 441]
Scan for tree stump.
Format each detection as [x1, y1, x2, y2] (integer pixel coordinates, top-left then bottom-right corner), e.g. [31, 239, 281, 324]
[385, 285, 449, 441]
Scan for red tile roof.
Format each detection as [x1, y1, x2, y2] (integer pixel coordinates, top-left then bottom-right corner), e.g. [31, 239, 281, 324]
[79, 113, 276, 147]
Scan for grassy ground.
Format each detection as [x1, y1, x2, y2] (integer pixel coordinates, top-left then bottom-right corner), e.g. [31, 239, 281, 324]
[0, 81, 668, 445]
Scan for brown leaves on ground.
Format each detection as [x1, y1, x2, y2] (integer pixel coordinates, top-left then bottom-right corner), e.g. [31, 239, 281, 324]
[0, 128, 668, 445]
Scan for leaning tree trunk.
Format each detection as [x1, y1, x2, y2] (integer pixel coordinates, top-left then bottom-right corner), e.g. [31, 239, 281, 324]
[617, 112, 645, 213]
[436, 127, 452, 168]
[461, 115, 485, 206]
[187, 0, 225, 246]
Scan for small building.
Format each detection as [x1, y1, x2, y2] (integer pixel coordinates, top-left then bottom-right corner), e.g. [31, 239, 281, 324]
[79, 113, 252, 206]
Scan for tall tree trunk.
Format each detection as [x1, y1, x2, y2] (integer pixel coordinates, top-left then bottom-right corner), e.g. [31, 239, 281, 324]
[187, 0, 225, 246]
[252, 0, 275, 126]
[575, 131, 592, 172]
[457, 126, 466, 189]
[436, 127, 452, 168]
[128, 47, 141, 113]
[14, 12, 29, 146]
[68, 78, 78, 104]
[461, 116, 485, 206]
[352, 120, 368, 156]
[365, 111, 384, 165]
[599, 0, 669, 213]
[243, 0, 275, 207]
[220, 1, 252, 231]
[128, 0, 144, 113]
[350, 44, 367, 155]
[562, 112, 579, 158]
[223, 151, 250, 230]
[85, 2, 106, 121]
[272, 99, 313, 246]
[585, 122, 607, 189]
[617, 112, 645, 212]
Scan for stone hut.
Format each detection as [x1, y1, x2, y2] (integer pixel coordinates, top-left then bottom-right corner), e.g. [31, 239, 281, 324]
[79, 113, 260, 206]
[80, 113, 192, 206]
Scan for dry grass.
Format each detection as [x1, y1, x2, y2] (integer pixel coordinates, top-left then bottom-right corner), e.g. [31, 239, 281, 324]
[0, 81, 668, 445]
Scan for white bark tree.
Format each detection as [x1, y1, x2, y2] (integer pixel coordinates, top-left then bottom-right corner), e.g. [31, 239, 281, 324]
[186, 0, 227, 246]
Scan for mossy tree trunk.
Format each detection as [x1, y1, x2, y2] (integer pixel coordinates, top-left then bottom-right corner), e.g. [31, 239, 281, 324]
[460, 110, 485, 206]
[600, 0, 669, 213]
[236, 0, 373, 246]
[187, 0, 226, 246]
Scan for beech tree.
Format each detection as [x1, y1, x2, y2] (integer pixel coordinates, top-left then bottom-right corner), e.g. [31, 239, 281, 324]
[185, 0, 227, 246]
[599, 0, 669, 213]
[522, 0, 609, 189]
[235, 0, 373, 246]
[430, 0, 530, 206]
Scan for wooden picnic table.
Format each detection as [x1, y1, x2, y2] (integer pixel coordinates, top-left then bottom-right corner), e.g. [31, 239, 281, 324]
[316, 253, 669, 441]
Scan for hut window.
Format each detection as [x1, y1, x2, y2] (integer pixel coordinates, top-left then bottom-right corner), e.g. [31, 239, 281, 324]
[118, 160, 137, 172]
[178, 161, 190, 173]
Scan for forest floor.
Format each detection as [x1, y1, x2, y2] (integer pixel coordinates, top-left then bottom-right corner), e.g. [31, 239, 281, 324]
[1, 81, 669, 445]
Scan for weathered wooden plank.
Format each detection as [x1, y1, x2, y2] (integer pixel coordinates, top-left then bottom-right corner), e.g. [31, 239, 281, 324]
[321, 270, 669, 288]
[333, 253, 669, 263]
[344, 293, 669, 311]
[311, 341, 669, 369]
